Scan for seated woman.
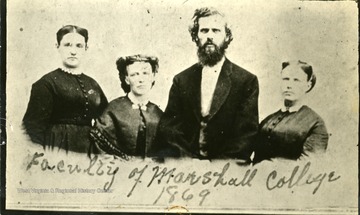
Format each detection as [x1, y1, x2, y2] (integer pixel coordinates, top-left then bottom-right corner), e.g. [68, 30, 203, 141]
[90, 55, 163, 159]
[23, 25, 108, 154]
[254, 60, 329, 163]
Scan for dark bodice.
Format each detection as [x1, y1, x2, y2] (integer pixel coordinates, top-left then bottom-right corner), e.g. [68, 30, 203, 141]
[254, 106, 329, 162]
[90, 96, 163, 158]
[23, 68, 108, 153]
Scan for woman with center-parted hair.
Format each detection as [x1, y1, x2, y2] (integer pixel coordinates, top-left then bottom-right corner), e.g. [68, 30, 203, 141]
[253, 60, 329, 164]
[90, 55, 163, 159]
[23, 25, 108, 154]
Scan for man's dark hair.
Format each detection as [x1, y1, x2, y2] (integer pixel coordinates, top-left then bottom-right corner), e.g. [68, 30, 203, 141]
[188, 7, 233, 49]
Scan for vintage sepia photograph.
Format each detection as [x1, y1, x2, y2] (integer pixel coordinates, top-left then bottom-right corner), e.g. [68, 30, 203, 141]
[4, 0, 358, 214]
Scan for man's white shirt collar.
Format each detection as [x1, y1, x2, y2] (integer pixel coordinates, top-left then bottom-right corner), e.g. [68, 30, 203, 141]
[202, 57, 225, 73]
[200, 57, 226, 116]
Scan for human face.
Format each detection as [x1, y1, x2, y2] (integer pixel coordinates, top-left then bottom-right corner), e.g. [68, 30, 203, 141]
[281, 65, 311, 102]
[57, 33, 86, 68]
[125, 62, 154, 97]
[197, 14, 228, 54]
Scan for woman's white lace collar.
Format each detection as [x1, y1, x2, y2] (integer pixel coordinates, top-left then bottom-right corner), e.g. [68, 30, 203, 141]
[60, 67, 83, 75]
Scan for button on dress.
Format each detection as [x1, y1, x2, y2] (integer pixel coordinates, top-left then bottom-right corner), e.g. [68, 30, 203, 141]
[23, 68, 108, 154]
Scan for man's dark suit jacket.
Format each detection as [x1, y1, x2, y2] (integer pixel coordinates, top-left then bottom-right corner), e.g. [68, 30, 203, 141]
[156, 58, 259, 161]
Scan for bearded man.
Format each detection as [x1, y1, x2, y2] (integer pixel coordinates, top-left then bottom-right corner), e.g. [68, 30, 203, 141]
[156, 7, 259, 163]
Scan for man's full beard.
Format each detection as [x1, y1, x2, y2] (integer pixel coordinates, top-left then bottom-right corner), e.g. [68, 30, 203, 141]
[197, 40, 226, 67]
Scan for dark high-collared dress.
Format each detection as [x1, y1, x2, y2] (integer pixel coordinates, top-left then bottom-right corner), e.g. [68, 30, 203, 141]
[23, 68, 108, 154]
[253, 105, 329, 163]
[90, 96, 163, 159]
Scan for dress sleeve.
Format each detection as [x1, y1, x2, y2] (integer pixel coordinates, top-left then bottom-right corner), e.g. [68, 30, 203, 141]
[253, 114, 276, 164]
[22, 80, 53, 146]
[90, 109, 129, 160]
[302, 119, 329, 156]
[98, 86, 108, 115]
[93, 81, 108, 117]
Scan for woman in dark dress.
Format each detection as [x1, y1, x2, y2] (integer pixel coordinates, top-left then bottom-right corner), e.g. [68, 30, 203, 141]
[90, 55, 163, 159]
[254, 60, 329, 163]
[23, 25, 108, 154]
